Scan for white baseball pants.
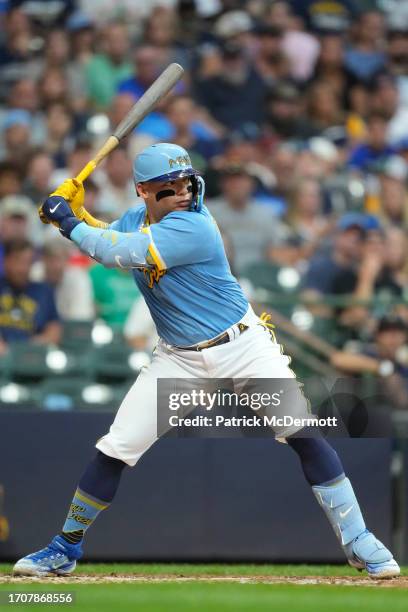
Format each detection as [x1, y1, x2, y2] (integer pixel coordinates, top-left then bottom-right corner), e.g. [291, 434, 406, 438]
[96, 307, 310, 466]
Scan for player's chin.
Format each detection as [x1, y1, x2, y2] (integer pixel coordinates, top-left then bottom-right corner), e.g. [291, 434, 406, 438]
[173, 199, 192, 211]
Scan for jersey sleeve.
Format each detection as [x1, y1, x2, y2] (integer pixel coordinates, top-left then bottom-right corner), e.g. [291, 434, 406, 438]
[147, 212, 217, 270]
[70, 222, 151, 269]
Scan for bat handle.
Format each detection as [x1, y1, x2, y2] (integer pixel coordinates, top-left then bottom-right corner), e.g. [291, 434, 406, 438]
[75, 135, 120, 183]
[75, 161, 97, 183]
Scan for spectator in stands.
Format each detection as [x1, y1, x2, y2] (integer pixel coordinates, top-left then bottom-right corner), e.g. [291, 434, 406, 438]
[1, 109, 33, 166]
[144, 6, 189, 70]
[51, 142, 93, 187]
[311, 33, 346, 98]
[263, 80, 318, 142]
[13, 0, 75, 27]
[252, 25, 290, 86]
[2, 78, 46, 149]
[78, 0, 146, 28]
[0, 196, 35, 242]
[371, 316, 408, 380]
[95, 147, 135, 217]
[165, 95, 223, 165]
[386, 26, 408, 84]
[0, 239, 61, 353]
[270, 143, 297, 191]
[307, 81, 344, 133]
[378, 156, 408, 229]
[342, 226, 408, 329]
[344, 9, 387, 82]
[124, 297, 158, 352]
[38, 68, 71, 109]
[0, 8, 35, 81]
[23, 151, 55, 204]
[118, 46, 165, 99]
[0, 162, 21, 199]
[270, 2, 321, 82]
[302, 212, 367, 307]
[108, 93, 136, 131]
[207, 164, 289, 274]
[0, 196, 36, 275]
[39, 29, 87, 113]
[348, 111, 395, 174]
[331, 315, 408, 409]
[370, 72, 408, 144]
[269, 177, 333, 266]
[88, 262, 141, 330]
[66, 10, 95, 65]
[196, 41, 267, 130]
[85, 22, 132, 110]
[31, 239, 94, 321]
[43, 102, 75, 168]
[289, 0, 356, 33]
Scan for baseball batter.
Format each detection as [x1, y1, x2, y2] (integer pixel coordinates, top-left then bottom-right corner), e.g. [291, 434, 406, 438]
[14, 144, 399, 578]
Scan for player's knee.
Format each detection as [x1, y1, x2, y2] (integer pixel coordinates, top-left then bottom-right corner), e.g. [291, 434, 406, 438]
[95, 450, 127, 471]
[96, 433, 153, 468]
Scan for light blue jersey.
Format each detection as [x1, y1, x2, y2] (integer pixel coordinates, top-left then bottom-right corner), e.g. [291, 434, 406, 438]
[71, 204, 248, 346]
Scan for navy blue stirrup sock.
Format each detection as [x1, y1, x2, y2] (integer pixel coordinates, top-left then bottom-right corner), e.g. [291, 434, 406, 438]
[78, 451, 127, 502]
[61, 452, 127, 544]
[287, 428, 344, 486]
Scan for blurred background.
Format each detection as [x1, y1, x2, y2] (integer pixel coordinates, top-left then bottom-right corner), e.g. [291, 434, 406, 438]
[0, 0, 408, 563]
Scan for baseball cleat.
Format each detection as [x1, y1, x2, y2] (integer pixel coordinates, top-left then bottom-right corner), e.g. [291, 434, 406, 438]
[347, 529, 400, 579]
[13, 535, 82, 576]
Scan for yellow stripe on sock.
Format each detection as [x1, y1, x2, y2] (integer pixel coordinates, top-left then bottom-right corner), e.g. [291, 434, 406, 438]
[75, 490, 109, 511]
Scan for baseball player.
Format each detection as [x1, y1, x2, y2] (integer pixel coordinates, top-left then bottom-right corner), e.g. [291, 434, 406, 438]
[14, 143, 399, 578]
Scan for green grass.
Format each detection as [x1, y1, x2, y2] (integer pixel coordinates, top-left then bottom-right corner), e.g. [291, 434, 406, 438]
[1, 583, 408, 612]
[0, 564, 407, 612]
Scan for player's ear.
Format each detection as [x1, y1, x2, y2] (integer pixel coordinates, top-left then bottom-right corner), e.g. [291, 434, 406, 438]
[136, 182, 147, 198]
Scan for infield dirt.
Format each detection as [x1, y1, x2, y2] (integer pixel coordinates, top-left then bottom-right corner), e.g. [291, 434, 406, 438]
[1, 574, 407, 587]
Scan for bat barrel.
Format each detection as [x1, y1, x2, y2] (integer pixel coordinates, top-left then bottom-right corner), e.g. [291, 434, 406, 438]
[113, 63, 184, 141]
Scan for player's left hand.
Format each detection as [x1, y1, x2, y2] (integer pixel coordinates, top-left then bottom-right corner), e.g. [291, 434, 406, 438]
[51, 179, 85, 216]
[40, 195, 81, 239]
[39, 179, 85, 225]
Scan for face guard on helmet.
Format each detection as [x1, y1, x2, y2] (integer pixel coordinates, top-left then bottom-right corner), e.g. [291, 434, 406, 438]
[133, 143, 205, 212]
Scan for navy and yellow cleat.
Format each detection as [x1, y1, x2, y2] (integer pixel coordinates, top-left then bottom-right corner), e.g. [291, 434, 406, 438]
[347, 529, 400, 579]
[13, 535, 82, 576]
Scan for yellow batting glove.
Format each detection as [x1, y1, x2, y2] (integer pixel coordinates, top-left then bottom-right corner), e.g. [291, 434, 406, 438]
[50, 179, 85, 217]
[39, 178, 86, 226]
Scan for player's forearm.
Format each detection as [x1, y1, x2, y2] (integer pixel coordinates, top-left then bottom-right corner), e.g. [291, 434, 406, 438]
[70, 223, 151, 269]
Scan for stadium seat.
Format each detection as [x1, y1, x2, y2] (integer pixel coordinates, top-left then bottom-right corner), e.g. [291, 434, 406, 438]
[37, 377, 92, 411]
[86, 346, 145, 383]
[61, 320, 95, 351]
[4, 344, 83, 383]
[0, 381, 39, 410]
[5, 344, 51, 383]
[242, 262, 301, 317]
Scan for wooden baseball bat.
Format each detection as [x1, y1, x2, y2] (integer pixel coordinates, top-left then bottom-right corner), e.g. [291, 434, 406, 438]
[41, 63, 184, 228]
[76, 63, 184, 184]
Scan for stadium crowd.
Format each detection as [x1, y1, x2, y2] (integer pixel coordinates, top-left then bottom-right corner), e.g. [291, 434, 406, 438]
[0, 0, 407, 397]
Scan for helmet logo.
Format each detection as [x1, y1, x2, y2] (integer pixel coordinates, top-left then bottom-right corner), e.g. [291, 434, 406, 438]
[168, 155, 191, 168]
